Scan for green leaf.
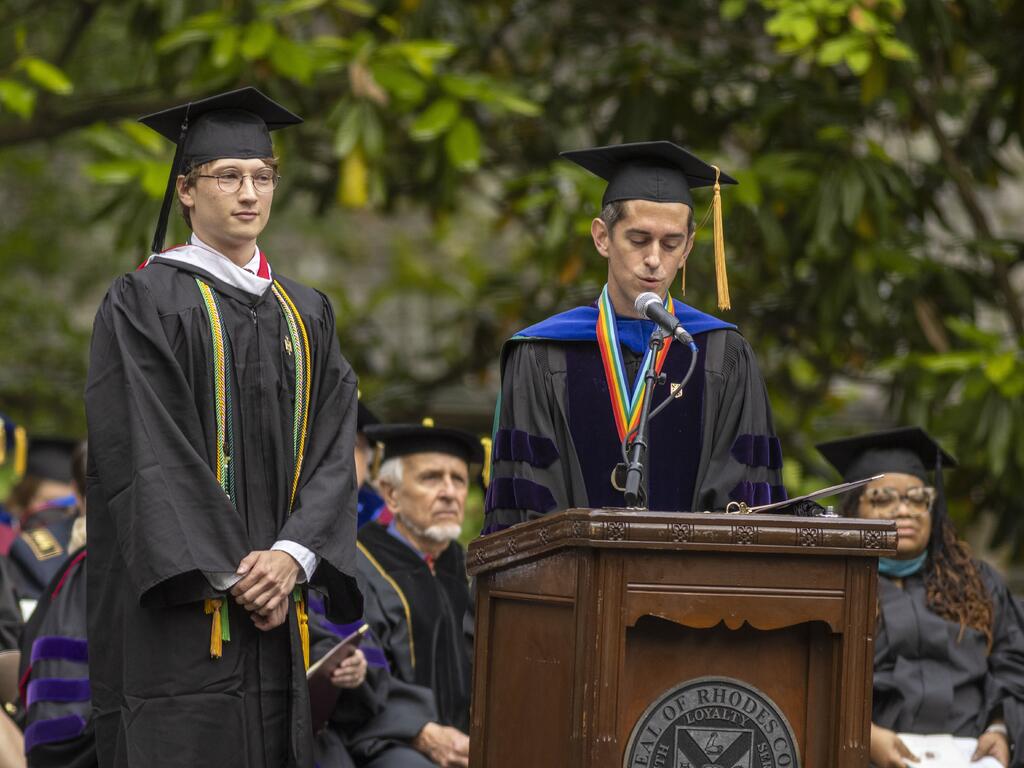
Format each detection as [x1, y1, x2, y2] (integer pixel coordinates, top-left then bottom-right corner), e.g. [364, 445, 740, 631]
[0, 79, 36, 118]
[846, 48, 872, 75]
[156, 27, 215, 54]
[270, 38, 316, 83]
[817, 35, 861, 67]
[120, 121, 167, 154]
[21, 57, 73, 95]
[140, 160, 171, 198]
[336, 0, 377, 16]
[916, 351, 985, 373]
[983, 352, 1017, 385]
[444, 117, 481, 171]
[409, 98, 460, 141]
[371, 61, 426, 103]
[440, 73, 489, 100]
[211, 27, 240, 68]
[84, 160, 139, 185]
[241, 21, 277, 60]
[262, 0, 327, 18]
[389, 40, 457, 77]
[487, 90, 542, 117]
[334, 103, 362, 156]
[878, 36, 915, 62]
[720, 0, 748, 21]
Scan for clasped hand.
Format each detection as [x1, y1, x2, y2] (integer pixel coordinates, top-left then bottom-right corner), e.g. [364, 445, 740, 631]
[230, 550, 301, 632]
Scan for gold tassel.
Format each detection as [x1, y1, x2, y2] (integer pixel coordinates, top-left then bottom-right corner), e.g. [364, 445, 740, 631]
[371, 443, 383, 481]
[0, 421, 6, 465]
[204, 598, 223, 659]
[13, 426, 27, 479]
[711, 165, 730, 311]
[295, 593, 310, 670]
[480, 436, 493, 488]
[680, 259, 687, 296]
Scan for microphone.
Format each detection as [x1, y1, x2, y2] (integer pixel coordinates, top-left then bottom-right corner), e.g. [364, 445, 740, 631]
[634, 292, 694, 346]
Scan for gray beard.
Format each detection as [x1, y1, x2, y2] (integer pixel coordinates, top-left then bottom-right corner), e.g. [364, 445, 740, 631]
[401, 516, 462, 544]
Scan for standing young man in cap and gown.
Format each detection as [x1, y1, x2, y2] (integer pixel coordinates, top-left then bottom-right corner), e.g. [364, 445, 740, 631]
[346, 421, 477, 768]
[85, 88, 362, 767]
[817, 427, 1024, 768]
[484, 142, 784, 533]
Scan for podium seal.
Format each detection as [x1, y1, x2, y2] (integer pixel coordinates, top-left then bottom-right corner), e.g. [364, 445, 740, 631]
[623, 676, 799, 768]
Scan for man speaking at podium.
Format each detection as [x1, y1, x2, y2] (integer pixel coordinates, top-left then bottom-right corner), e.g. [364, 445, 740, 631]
[483, 141, 784, 533]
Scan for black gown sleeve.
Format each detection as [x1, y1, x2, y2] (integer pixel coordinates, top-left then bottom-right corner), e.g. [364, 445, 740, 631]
[691, 330, 785, 511]
[85, 275, 250, 606]
[483, 341, 588, 534]
[276, 292, 362, 623]
[979, 562, 1024, 766]
[0, 556, 21, 651]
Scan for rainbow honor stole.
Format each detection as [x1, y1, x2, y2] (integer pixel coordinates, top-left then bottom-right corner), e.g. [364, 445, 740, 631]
[595, 284, 674, 442]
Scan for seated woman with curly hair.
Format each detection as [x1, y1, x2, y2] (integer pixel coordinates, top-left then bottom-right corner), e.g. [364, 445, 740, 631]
[818, 427, 1024, 768]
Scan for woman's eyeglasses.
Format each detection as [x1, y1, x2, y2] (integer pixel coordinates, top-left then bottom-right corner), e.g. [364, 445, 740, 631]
[863, 486, 935, 513]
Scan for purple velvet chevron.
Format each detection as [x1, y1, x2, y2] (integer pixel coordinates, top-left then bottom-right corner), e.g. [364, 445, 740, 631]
[31, 636, 88, 665]
[361, 647, 389, 669]
[23, 714, 86, 752]
[25, 678, 91, 708]
[485, 477, 558, 515]
[493, 429, 559, 469]
[730, 434, 783, 470]
[729, 481, 787, 507]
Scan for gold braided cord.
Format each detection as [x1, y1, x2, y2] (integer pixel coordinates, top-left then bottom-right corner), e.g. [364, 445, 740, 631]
[357, 541, 416, 671]
[272, 281, 312, 513]
[196, 281, 228, 486]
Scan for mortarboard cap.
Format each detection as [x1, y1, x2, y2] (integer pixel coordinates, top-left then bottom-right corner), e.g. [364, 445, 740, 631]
[0, 414, 28, 479]
[365, 420, 485, 468]
[561, 141, 737, 310]
[25, 436, 78, 484]
[139, 87, 302, 256]
[357, 402, 380, 437]
[816, 426, 957, 484]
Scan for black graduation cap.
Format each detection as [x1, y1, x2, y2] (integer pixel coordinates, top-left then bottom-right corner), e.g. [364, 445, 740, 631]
[25, 436, 78, 484]
[816, 426, 957, 484]
[139, 87, 302, 255]
[357, 402, 380, 437]
[364, 420, 485, 467]
[560, 141, 737, 310]
[0, 413, 27, 478]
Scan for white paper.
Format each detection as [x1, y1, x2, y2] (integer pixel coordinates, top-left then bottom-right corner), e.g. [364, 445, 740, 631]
[896, 733, 1003, 768]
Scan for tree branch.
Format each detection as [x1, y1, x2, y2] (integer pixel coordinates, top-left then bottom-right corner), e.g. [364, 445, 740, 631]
[0, 90, 211, 147]
[905, 77, 1024, 337]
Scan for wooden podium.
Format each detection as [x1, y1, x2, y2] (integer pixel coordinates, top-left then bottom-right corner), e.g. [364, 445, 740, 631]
[467, 509, 897, 768]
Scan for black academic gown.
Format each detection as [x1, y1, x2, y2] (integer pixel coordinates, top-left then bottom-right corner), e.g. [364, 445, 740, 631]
[0, 555, 21, 650]
[18, 547, 95, 768]
[84, 258, 363, 768]
[348, 522, 472, 757]
[873, 561, 1024, 765]
[484, 321, 784, 533]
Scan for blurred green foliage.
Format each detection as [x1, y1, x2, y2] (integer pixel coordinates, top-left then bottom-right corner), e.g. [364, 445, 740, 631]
[1, 0, 1022, 552]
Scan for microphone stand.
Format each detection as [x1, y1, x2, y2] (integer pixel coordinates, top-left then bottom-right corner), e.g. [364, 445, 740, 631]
[623, 328, 667, 509]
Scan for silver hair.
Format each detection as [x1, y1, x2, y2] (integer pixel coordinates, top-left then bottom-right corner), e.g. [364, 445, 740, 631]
[377, 456, 404, 489]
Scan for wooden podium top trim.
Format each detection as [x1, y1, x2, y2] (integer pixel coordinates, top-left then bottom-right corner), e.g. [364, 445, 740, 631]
[467, 508, 897, 576]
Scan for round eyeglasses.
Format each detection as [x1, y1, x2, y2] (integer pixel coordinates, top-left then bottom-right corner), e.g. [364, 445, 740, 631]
[198, 170, 280, 194]
[862, 485, 935, 514]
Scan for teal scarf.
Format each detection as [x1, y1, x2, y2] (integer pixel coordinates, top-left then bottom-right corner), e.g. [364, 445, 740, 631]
[878, 551, 927, 578]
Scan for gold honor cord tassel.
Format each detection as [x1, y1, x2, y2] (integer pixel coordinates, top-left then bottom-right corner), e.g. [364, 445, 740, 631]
[205, 598, 224, 659]
[294, 589, 310, 670]
[14, 426, 27, 478]
[711, 164, 730, 311]
[480, 436, 493, 489]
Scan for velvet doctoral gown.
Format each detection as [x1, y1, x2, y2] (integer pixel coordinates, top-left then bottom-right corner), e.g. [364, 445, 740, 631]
[873, 561, 1024, 765]
[18, 548, 95, 768]
[84, 257, 363, 768]
[352, 523, 472, 741]
[484, 302, 785, 533]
